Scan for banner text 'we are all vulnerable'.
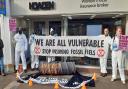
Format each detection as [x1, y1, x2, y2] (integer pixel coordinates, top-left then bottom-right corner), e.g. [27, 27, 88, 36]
[34, 36, 108, 58]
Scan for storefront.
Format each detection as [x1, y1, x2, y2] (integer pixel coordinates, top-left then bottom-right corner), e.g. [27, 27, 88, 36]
[0, 0, 15, 73]
[5, 0, 128, 72]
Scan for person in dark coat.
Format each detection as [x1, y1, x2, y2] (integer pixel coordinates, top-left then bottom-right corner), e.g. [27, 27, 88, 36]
[0, 38, 6, 76]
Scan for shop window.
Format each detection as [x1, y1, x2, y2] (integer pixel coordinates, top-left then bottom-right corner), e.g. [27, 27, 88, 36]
[34, 22, 45, 35]
[67, 19, 115, 67]
[68, 23, 86, 36]
[49, 21, 61, 36]
[86, 25, 102, 36]
[67, 22, 95, 66]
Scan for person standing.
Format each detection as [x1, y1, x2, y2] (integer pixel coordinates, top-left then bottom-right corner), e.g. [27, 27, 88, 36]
[111, 26, 126, 84]
[0, 38, 6, 76]
[29, 32, 39, 70]
[48, 28, 56, 63]
[99, 27, 111, 77]
[14, 28, 28, 73]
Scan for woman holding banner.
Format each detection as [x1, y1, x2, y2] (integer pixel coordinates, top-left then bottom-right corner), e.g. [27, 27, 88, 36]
[111, 26, 126, 84]
[99, 27, 111, 77]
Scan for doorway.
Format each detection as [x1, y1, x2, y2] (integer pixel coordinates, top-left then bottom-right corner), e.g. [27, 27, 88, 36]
[49, 21, 61, 36]
[34, 21, 45, 35]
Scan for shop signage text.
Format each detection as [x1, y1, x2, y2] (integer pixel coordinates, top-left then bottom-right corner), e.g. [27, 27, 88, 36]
[80, 0, 109, 8]
[29, 1, 55, 10]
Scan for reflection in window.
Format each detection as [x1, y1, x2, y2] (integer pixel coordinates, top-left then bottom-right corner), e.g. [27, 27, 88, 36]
[34, 22, 45, 35]
[49, 21, 61, 36]
[68, 23, 86, 36]
[67, 20, 101, 67]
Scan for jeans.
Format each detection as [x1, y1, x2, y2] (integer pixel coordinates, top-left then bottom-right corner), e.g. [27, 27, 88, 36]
[0, 57, 4, 73]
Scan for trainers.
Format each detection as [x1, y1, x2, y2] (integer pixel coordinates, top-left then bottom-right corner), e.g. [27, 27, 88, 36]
[24, 70, 27, 73]
[111, 78, 116, 82]
[31, 69, 34, 71]
[100, 73, 103, 76]
[1, 73, 6, 76]
[122, 81, 126, 84]
[102, 73, 107, 77]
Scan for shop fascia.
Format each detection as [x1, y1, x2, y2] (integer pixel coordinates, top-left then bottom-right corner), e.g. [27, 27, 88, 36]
[29, 1, 55, 10]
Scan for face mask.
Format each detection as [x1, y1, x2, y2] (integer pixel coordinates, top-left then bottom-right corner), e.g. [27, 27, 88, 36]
[19, 30, 22, 34]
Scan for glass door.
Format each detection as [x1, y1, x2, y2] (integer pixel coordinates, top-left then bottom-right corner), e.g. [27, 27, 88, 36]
[49, 21, 61, 36]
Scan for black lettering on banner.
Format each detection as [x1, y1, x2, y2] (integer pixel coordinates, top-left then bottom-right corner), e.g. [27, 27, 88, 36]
[57, 39, 66, 46]
[71, 49, 83, 54]
[79, 39, 83, 46]
[88, 40, 93, 47]
[52, 49, 69, 54]
[68, 39, 104, 48]
[35, 39, 43, 46]
[68, 39, 87, 47]
[85, 49, 95, 55]
[84, 39, 89, 46]
[88, 40, 103, 47]
[101, 40, 104, 47]
[93, 40, 97, 47]
[68, 39, 73, 46]
[42, 49, 51, 54]
[45, 39, 55, 46]
[93, 40, 99, 47]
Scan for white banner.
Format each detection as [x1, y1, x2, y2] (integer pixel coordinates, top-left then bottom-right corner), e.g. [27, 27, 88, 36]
[33, 36, 109, 58]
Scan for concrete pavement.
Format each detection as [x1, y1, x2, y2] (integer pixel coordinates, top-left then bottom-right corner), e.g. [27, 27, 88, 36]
[0, 73, 128, 89]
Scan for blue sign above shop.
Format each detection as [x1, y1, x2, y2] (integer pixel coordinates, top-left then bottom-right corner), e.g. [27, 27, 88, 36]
[0, 0, 6, 15]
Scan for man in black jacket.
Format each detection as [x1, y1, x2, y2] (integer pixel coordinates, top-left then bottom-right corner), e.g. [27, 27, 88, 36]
[0, 38, 6, 76]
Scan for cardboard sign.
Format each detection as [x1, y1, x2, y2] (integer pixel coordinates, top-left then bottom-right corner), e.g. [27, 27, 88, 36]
[9, 18, 16, 32]
[119, 35, 128, 51]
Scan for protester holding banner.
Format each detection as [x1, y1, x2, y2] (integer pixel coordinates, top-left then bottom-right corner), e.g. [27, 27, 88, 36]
[29, 32, 39, 70]
[0, 38, 6, 76]
[14, 28, 28, 73]
[99, 27, 111, 77]
[111, 26, 126, 84]
[48, 28, 56, 63]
